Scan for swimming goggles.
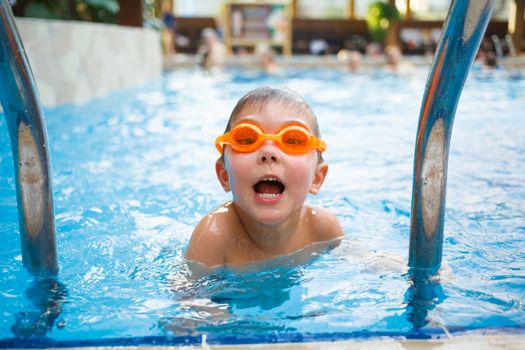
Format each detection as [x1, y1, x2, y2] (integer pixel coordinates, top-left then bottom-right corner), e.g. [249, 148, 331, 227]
[215, 121, 326, 155]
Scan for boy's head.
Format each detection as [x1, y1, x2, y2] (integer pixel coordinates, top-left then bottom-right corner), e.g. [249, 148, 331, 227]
[215, 86, 329, 225]
[225, 86, 321, 140]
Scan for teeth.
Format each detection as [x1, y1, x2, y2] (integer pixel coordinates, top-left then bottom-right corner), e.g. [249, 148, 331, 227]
[257, 193, 280, 199]
[262, 177, 278, 182]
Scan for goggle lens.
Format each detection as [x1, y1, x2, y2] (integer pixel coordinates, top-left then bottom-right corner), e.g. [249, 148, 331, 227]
[281, 129, 309, 151]
[232, 126, 259, 149]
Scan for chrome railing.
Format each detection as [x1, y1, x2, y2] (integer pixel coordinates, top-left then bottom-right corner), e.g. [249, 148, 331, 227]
[0, 0, 57, 273]
[409, 0, 495, 275]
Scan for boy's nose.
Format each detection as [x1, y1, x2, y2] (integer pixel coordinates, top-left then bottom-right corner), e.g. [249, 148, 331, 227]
[258, 142, 280, 163]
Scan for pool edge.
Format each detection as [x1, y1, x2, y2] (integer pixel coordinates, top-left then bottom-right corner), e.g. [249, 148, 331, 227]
[7, 333, 522, 350]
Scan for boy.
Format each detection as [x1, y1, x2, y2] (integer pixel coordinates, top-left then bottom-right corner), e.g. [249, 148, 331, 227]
[186, 87, 344, 267]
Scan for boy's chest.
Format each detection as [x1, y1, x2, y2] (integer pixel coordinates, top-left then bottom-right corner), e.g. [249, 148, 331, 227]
[224, 226, 315, 265]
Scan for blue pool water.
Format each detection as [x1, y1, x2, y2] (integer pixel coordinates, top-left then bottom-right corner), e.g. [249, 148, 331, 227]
[0, 67, 524, 346]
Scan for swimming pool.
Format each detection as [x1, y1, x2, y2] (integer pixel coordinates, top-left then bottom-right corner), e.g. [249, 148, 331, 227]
[0, 67, 524, 347]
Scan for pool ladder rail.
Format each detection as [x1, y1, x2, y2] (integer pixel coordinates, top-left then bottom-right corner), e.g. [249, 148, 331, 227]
[409, 0, 495, 275]
[0, 0, 58, 274]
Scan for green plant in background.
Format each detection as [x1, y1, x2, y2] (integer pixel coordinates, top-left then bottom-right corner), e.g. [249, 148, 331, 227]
[11, 0, 119, 23]
[366, 1, 400, 43]
[75, 0, 119, 22]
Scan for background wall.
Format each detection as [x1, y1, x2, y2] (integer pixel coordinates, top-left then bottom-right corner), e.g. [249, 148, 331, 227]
[15, 18, 162, 107]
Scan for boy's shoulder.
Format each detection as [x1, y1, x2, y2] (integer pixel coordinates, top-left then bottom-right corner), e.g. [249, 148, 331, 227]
[185, 202, 239, 266]
[304, 205, 344, 242]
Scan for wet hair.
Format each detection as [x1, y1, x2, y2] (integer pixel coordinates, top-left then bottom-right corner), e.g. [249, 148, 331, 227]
[223, 86, 324, 161]
[225, 86, 321, 138]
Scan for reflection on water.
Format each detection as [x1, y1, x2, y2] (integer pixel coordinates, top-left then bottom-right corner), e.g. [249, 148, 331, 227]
[10, 276, 67, 337]
[210, 268, 303, 311]
[160, 247, 325, 336]
[160, 239, 415, 337]
[403, 268, 447, 334]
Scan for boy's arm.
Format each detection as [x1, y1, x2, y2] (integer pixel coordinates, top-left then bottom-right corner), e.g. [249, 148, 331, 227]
[185, 215, 227, 267]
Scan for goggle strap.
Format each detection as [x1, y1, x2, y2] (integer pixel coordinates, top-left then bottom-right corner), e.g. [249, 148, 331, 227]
[314, 138, 327, 152]
[215, 135, 225, 153]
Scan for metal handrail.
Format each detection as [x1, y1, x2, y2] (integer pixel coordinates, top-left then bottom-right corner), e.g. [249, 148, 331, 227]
[0, 0, 57, 273]
[409, 0, 495, 274]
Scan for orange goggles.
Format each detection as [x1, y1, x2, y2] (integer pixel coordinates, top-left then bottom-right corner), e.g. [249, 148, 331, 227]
[215, 121, 326, 155]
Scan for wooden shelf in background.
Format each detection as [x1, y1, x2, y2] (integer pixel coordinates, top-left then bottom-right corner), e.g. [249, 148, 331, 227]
[223, 0, 293, 55]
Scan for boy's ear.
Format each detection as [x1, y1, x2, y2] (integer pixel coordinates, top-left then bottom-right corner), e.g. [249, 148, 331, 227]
[309, 161, 328, 195]
[215, 158, 230, 192]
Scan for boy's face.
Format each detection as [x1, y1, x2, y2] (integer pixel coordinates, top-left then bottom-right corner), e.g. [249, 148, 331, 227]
[215, 100, 328, 226]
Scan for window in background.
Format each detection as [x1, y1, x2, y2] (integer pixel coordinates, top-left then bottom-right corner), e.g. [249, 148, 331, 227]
[491, 0, 510, 21]
[296, 0, 347, 19]
[408, 0, 450, 20]
[175, 0, 223, 17]
[395, 0, 408, 18]
[408, 0, 510, 21]
[171, 0, 512, 21]
[354, 0, 380, 19]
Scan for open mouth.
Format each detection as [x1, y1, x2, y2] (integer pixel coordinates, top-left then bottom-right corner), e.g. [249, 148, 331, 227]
[253, 177, 285, 200]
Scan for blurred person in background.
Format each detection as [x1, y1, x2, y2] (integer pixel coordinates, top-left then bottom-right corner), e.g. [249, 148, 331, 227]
[255, 43, 281, 75]
[161, 0, 177, 55]
[198, 28, 227, 71]
[383, 45, 414, 73]
[337, 49, 363, 73]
